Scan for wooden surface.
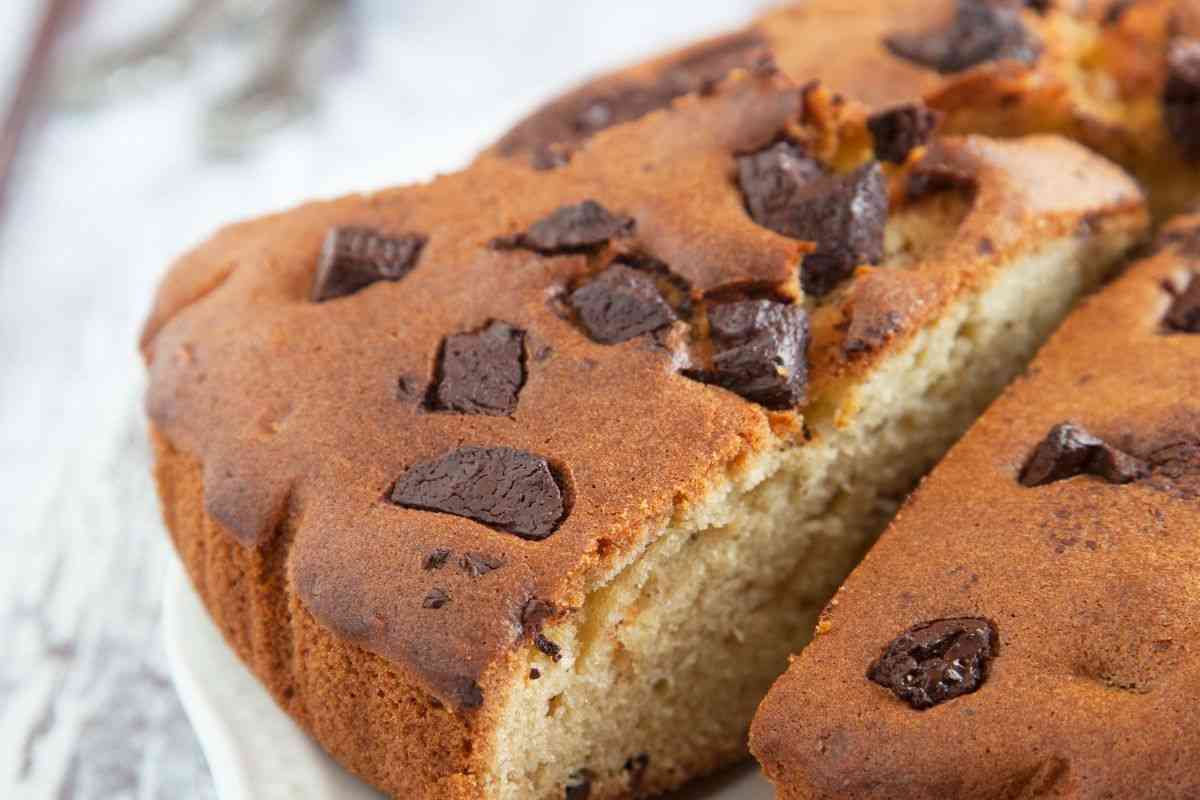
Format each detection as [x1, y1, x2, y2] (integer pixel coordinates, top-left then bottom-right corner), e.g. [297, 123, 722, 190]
[0, 1, 763, 797]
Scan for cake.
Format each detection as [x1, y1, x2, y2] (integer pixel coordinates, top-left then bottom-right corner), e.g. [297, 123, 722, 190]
[142, 71, 1146, 799]
[750, 209, 1200, 798]
[490, 0, 1200, 218]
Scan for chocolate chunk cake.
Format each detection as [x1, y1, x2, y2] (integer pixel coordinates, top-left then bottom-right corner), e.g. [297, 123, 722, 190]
[142, 71, 1145, 799]
[750, 210, 1200, 799]
[491, 0, 1200, 218]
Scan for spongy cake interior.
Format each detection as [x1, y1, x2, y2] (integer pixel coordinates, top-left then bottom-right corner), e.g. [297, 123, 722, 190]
[485, 221, 1139, 799]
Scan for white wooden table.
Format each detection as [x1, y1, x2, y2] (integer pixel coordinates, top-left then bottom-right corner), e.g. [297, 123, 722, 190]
[0, 1, 767, 797]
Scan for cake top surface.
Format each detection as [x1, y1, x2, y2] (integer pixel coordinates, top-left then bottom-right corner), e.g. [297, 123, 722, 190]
[751, 209, 1200, 798]
[141, 70, 1143, 711]
[492, 0, 1200, 174]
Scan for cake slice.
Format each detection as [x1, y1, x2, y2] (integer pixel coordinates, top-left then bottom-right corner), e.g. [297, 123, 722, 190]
[751, 209, 1200, 799]
[142, 71, 1145, 800]
[492, 0, 1200, 218]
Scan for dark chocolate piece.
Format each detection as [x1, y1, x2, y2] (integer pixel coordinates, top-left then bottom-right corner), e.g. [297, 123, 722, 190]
[687, 300, 810, 409]
[737, 143, 887, 296]
[1020, 422, 1148, 487]
[797, 164, 888, 296]
[427, 321, 526, 416]
[867, 617, 998, 709]
[311, 226, 426, 302]
[569, 263, 677, 344]
[422, 588, 450, 609]
[565, 770, 594, 800]
[495, 200, 634, 254]
[391, 446, 566, 540]
[884, 0, 1041, 74]
[736, 141, 829, 234]
[867, 103, 941, 164]
[423, 548, 451, 570]
[1104, 0, 1136, 25]
[1165, 39, 1200, 161]
[624, 754, 650, 788]
[535, 633, 562, 661]
[460, 552, 504, 577]
[1165, 276, 1200, 333]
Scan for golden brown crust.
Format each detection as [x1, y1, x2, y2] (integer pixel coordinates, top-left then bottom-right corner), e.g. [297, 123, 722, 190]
[490, 0, 1200, 218]
[750, 210, 1200, 799]
[152, 429, 488, 799]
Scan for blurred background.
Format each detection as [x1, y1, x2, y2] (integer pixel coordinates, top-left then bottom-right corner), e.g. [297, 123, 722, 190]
[0, 1, 769, 797]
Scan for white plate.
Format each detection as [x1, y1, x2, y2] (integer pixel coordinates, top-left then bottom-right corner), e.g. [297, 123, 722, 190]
[163, 556, 775, 800]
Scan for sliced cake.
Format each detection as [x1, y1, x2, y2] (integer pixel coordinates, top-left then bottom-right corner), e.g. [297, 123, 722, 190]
[751, 209, 1200, 799]
[142, 71, 1146, 799]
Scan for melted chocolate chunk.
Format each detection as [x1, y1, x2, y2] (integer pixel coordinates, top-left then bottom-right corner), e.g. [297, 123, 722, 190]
[1165, 275, 1200, 333]
[737, 143, 887, 296]
[885, 0, 1041, 74]
[391, 447, 566, 540]
[868, 103, 941, 164]
[422, 588, 450, 609]
[1020, 422, 1148, 487]
[461, 552, 504, 577]
[495, 200, 634, 254]
[868, 618, 998, 709]
[311, 227, 426, 302]
[687, 300, 810, 409]
[535, 634, 562, 661]
[1165, 40, 1200, 161]
[569, 263, 677, 344]
[427, 321, 526, 416]
[565, 770, 594, 800]
[423, 548, 451, 570]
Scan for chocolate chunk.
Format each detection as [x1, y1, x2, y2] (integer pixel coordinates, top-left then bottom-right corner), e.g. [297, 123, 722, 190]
[1104, 0, 1136, 25]
[1165, 276, 1200, 333]
[565, 770, 594, 800]
[868, 103, 941, 164]
[311, 226, 426, 302]
[427, 321, 526, 416]
[530, 668, 541, 680]
[1165, 40, 1200, 161]
[1025, 0, 1052, 12]
[422, 588, 450, 609]
[885, 0, 1041, 74]
[736, 141, 829, 233]
[423, 548, 451, 570]
[1020, 422, 1148, 487]
[569, 263, 677, 344]
[737, 144, 887, 296]
[495, 201, 634, 254]
[461, 552, 504, 577]
[451, 677, 484, 709]
[391, 447, 567, 540]
[535, 634, 562, 661]
[797, 164, 889, 296]
[687, 300, 810, 409]
[624, 754, 650, 788]
[868, 618, 998, 709]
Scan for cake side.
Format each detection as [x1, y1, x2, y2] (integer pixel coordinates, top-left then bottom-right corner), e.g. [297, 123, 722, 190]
[489, 0, 1200, 218]
[143, 71, 1146, 799]
[750, 210, 1200, 799]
